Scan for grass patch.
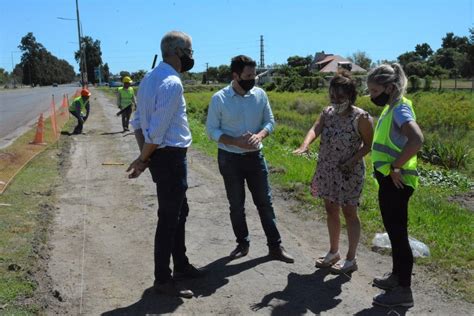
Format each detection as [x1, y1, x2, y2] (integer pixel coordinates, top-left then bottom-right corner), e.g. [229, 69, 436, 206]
[0, 107, 74, 313]
[0, 146, 61, 314]
[185, 90, 474, 302]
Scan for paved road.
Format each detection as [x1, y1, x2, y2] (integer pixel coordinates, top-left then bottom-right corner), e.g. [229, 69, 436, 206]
[0, 84, 79, 148]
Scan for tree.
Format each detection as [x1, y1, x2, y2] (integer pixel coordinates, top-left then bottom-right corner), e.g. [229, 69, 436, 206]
[0, 68, 8, 85]
[131, 69, 147, 82]
[348, 51, 372, 70]
[102, 63, 110, 82]
[287, 55, 312, 68]
[216, 65, 231, 83]
[206, 66, 219, 82]
[75, 36, 104, 83]
[415, 43, 433, 59]
[404, 62, 429, 77]
[18, 32, 75, 85]
[397, 51, 422, 68]
[442, 32, 469, 53]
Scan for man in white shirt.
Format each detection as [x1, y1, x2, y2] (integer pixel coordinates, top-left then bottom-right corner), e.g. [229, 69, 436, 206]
[127, 31, 202, 298]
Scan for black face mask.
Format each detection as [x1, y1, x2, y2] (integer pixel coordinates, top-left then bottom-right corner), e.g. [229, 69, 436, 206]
[179, 54, 194, 73]
[238, 78, 255, 92]
[371, 92, 390, 107]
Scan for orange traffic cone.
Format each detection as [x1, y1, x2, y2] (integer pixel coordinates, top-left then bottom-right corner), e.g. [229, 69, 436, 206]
[50, 96, 59, 139]
[60, 94, 70, 122]
[30, 113, 47, 145]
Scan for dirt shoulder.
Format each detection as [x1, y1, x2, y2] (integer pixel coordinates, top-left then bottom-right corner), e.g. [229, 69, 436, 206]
[41, 89, 472, 315]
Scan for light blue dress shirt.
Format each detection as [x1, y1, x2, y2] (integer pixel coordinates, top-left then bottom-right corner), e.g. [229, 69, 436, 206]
[206, 83, 275, 154]
[131, 62, 192, 148]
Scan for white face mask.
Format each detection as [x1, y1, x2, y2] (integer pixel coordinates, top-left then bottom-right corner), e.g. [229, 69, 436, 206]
[331, 100, 351, 114]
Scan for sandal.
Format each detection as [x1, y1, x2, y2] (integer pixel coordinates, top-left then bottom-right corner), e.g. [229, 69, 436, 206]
[330, 258, 358, 274]
[315, 251, 340, 268]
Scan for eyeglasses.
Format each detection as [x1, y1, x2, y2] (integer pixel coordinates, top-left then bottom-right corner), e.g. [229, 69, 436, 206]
[182, 48, 194, 56]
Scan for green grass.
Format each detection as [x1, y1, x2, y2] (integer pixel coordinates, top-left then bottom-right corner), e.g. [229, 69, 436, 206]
[186, 90, 474, 302]
[0, 115, 75, 314]
[0, 147, 60, 314]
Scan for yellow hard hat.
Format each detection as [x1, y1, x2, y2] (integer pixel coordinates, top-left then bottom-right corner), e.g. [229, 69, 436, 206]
[122, 76, 132, 83]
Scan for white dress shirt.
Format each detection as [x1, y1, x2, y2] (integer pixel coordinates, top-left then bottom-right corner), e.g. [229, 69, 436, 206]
[131, 61, 192, 148]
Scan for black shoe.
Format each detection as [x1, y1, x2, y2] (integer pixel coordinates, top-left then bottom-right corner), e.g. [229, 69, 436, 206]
[373, 272, 400, 290]
[229, 244, 249, 259]
[173, 264, 206, 280]
[153, 280, 193, 299]
[269, 246, 295, 263]
[373, 286, 414, 308]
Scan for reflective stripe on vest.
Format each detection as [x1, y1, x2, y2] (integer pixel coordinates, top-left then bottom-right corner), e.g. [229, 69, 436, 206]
[69, 96, 89, 115]
[371, 97, 419, 188]
[118, 87, 134, 109]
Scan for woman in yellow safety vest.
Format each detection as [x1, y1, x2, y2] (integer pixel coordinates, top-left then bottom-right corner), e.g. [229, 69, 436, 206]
[367, 64, 424, 308]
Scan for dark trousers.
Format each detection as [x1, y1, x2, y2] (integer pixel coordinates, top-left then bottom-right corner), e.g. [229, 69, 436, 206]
[121, 106, 132, 130]
[70, 110, 84, 134]
[375, 170, 414, 287]
[149, 148, 190, 283]
[217, 149, 281, 248]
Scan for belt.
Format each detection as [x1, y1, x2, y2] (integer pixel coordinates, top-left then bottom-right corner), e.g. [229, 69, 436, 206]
[219, 149, 261, 156]
[158, 146, 187, 153]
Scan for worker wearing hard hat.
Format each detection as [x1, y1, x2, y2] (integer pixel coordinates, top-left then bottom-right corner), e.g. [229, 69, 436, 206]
[69, 88, 91, 135]
[116, 76, 137, 132]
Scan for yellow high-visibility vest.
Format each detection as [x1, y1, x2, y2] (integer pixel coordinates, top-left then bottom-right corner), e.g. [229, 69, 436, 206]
[69, 96, 89, 115]
[371, 97, 419, 188]
[118, 86, 135, 109]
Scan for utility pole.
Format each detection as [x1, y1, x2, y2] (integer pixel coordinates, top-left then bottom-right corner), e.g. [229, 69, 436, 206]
[260, 35, 265, 68]
[75, 0, 87, 86]
[205, 62, 209, 84]
[10, 52, 15, 87]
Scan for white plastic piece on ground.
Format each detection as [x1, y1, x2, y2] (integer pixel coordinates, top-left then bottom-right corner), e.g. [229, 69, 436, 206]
[372, 232, 430, 258]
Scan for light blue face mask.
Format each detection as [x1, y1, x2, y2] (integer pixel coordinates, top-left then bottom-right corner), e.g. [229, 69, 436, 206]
[331, 100, 351, 114]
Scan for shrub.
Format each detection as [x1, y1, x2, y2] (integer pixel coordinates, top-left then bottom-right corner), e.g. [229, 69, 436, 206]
[409, 75, 421, 91]
[423, 76, 432, 91]
[419, 137, 471, 169]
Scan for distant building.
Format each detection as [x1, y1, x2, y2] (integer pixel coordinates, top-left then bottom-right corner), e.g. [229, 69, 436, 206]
[312, 52, 367, 73]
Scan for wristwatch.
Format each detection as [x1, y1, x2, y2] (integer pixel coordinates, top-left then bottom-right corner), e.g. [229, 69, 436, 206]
[390, 164, 401, 173]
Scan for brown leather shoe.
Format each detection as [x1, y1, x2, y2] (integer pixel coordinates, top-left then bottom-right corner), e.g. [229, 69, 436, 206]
[229, 244, 249, 259]
[269, 246, 295, 263]
[154, 281, 193, 298]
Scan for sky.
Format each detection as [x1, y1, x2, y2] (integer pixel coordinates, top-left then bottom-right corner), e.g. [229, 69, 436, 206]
[0, 0, 473, 75]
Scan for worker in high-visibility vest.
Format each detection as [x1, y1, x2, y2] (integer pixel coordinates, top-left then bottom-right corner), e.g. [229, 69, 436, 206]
[367, 63, 424, 308]
[116, 76, 136, 132]
[69, 88, 91, 135]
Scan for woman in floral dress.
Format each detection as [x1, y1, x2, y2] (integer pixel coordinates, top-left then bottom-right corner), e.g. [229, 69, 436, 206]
[293, 71, 373, 274]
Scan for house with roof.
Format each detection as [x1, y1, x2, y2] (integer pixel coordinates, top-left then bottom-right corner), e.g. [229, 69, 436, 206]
[312, 51, 367, 73]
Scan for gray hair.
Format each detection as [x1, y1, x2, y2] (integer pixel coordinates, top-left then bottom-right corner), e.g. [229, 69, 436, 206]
[367, 63, 407, 101]
[160, 31, 192, 58]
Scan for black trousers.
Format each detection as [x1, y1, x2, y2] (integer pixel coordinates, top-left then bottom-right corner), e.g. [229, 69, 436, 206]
[375, 170, 414, 287]
[120, 106, 132, 130]
[148, 147, 189, 283]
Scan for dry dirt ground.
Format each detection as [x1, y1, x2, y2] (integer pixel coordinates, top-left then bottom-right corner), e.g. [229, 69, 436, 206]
[38, 89, 473, 315]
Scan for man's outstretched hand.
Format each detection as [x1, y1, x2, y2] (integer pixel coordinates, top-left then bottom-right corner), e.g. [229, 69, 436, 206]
[127, 157, 148, 179]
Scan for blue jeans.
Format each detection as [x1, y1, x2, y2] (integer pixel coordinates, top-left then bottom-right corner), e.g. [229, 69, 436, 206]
[148, 147, 190, 283]
[218, 149, 281, 248]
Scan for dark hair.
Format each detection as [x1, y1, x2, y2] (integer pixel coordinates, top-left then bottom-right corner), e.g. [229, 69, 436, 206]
[231, 55, 257, 75]
[329, 70, 357, 104]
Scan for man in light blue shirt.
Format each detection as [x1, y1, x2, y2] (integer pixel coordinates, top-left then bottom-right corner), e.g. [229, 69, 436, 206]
[206, 55, 294, 263]
[127, 31, 203, 299]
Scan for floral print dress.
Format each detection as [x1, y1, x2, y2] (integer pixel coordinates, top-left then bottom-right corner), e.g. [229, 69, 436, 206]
[311, 106, 370, 206]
